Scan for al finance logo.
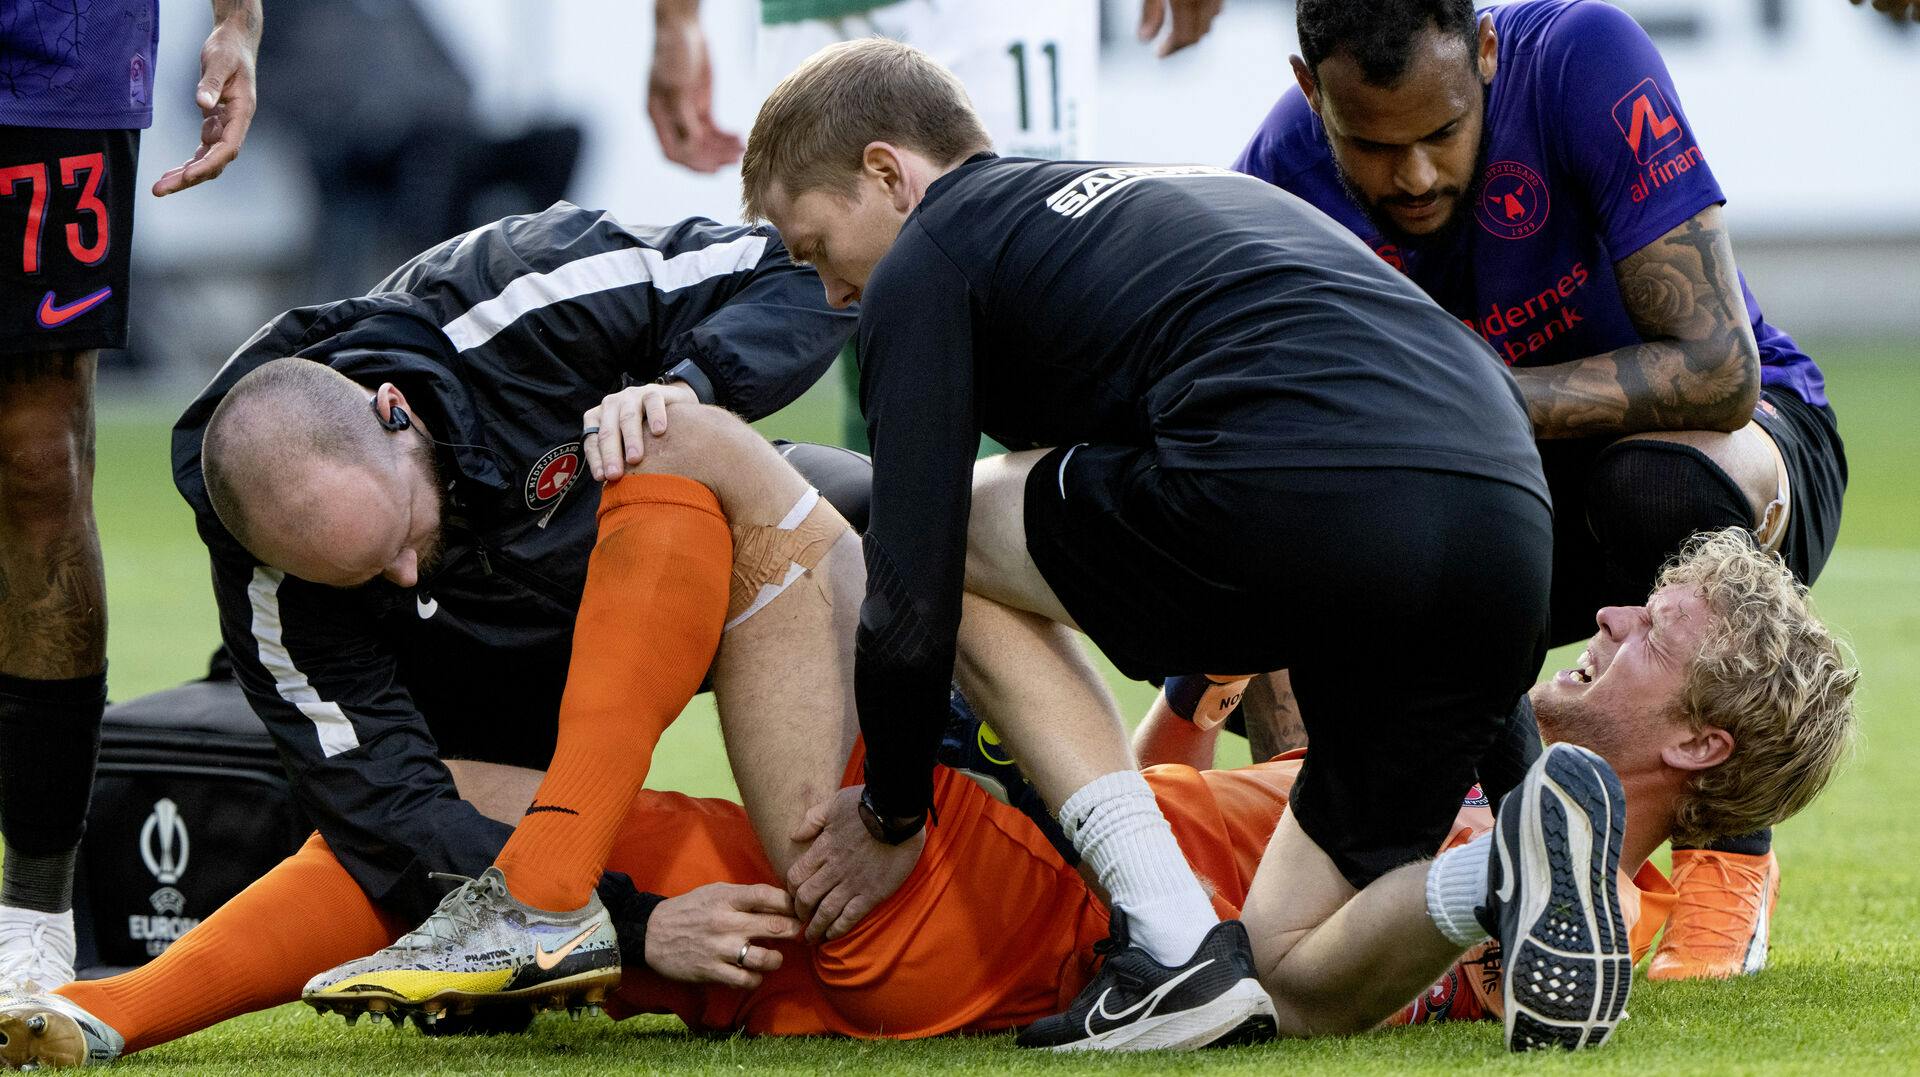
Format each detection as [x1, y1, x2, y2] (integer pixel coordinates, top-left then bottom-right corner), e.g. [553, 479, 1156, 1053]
[1612, 78, 1685, 165]
[1475, 161, 1551, 241]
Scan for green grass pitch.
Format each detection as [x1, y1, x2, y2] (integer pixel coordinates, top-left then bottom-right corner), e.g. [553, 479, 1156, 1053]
[73, 342, 1920, 1073]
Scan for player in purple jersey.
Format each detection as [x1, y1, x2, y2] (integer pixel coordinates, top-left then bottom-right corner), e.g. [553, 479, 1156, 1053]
[1229, 0, 1847, 984]
[0, 0, 261, 994]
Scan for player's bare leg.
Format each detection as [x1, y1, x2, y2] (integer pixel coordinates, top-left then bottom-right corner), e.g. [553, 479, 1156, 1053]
[960, 450, 1273, 1050]
[1131, 670, 1305, 769]
[441, 760, 542, 825]
[490, 399, 851, 893]
[0, 351, 108, 995]
[632, 404, 858, 877]
[1238, 815, 1457, 1033]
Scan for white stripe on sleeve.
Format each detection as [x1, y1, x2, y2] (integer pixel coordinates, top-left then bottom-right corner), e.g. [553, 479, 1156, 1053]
[439, 233, 768, 353]
[247, 566, 362, 758]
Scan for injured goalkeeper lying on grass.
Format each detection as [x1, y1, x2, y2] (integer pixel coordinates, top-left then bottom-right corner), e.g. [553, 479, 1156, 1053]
[0, 531, 1855, 1066]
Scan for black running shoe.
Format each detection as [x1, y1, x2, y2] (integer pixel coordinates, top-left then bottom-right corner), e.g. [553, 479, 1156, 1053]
[1478, 742, 1632, 1052]
[1016, 912, 1276, 1051]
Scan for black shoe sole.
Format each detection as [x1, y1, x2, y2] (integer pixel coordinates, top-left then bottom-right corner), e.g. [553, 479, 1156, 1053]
[1495, 744, 1631, 1052]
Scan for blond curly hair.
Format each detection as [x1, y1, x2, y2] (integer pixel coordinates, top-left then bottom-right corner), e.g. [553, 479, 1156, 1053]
[1662, 529, 1859, 845]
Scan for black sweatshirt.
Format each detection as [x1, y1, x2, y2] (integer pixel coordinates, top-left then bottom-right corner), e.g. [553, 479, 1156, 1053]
[853, 155, 1546, 817]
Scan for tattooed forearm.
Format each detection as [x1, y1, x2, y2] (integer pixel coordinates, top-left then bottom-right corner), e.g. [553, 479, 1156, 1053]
[1242, 670, 1307, 760]
[1512, 205, 1760, 439]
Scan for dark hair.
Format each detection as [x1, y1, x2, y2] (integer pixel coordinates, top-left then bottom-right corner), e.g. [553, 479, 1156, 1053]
[1296, 0, 1478, 85]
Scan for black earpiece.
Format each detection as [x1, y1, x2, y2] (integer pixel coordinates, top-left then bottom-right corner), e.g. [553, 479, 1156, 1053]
[370, 393, 411, 432]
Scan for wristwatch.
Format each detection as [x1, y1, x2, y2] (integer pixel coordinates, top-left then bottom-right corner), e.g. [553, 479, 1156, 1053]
[655, 358, 714, 404]
[857, 788, 927, 845]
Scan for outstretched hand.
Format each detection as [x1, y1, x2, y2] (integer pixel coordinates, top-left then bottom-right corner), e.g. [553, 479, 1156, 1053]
[786, 786, 923, 942]
[154, 3, 260, 196]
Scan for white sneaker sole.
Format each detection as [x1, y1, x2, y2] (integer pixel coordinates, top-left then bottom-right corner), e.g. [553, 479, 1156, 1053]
[1050, 978, 1274, 1052]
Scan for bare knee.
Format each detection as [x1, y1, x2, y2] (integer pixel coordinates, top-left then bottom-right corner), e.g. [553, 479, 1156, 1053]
[0, 407, 94, 537]
[627, 403, 801, 520]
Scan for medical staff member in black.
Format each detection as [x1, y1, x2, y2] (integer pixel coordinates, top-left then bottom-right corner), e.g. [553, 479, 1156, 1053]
[174, 202, 864, 929]
[744, 39, 1627, 1053]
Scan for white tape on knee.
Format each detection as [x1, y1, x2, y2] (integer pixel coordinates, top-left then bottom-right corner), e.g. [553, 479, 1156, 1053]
[724, 487, 844, 631]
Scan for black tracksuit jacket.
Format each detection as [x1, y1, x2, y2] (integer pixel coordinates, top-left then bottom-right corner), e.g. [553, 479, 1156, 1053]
[172, 203, 856, 921]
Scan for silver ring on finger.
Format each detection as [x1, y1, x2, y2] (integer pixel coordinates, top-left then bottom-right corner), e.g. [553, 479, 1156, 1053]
[735, 942, 752, 967]
[581, 425, 600, 437]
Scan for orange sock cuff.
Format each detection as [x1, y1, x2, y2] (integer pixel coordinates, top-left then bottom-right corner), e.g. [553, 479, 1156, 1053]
[598, 472, 726, 520]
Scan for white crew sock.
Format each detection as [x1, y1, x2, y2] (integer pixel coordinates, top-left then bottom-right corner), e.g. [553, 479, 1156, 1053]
[1425, 832, 1494, 947]
[1058, 769, 1219, 965]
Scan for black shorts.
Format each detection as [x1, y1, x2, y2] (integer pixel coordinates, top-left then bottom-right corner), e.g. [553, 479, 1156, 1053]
[1024, 446, 1552, 887]
[1540, 387, 1846, 644]
[0, 126, 139, 356]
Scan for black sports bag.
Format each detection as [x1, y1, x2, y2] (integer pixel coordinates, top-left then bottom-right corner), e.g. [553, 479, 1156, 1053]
[73, 653, 310, 977]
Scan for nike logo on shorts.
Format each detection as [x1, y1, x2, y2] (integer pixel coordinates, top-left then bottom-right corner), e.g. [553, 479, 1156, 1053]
[36, 287, 113, 328]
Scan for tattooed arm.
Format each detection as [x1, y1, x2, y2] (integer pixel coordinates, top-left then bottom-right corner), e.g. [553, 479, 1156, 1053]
[1511, 204, 1761, 439]
[1241, 670, 1307, 761]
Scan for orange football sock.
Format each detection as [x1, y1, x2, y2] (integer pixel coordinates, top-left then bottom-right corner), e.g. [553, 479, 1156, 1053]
[495, 474, 730, 911]
[56, 833, 402, 1054]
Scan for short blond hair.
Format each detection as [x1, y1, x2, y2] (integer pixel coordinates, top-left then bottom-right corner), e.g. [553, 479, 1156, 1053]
[1662, 529, 1859, 845]
[742, 38, 992, 221]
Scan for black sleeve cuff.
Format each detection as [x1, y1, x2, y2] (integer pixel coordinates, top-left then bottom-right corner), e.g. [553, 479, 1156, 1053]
[860, 754, 936, 823]
[596, 871, 667, 968]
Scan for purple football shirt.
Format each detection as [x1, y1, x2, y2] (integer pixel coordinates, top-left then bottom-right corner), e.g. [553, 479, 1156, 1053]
[1, 0, 160, 129]
[1235, 0, 1826, 408]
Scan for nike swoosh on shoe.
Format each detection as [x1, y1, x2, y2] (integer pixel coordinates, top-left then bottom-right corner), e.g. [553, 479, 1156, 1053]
[1084, 959, 1214, 1037]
